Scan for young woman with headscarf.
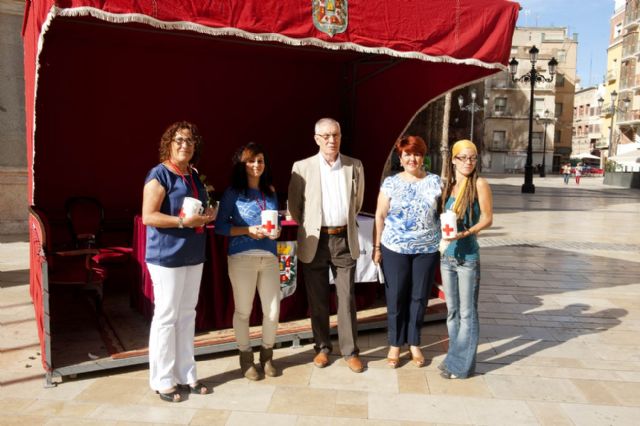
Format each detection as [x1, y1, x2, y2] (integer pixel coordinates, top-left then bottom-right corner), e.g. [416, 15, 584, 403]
[439, 139, 493, 379]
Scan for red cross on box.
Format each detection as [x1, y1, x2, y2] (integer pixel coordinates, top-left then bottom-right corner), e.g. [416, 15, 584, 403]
[263, 220, 275, 233]
[442, 224, 455, 237]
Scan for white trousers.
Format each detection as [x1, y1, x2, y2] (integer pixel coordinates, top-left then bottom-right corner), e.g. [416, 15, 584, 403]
[147, 262, 203, 391]
[227, 254, 281, 351]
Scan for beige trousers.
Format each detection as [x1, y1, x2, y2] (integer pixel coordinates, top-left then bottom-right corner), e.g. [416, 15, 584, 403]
[227, 254, 281, 351]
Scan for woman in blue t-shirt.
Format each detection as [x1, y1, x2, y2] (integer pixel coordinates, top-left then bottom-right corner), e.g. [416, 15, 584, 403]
[142, 121, 217, 402]
[215, 142, 281, 380]
[439, 139, 493, 379]
[372, 136, 441, 368]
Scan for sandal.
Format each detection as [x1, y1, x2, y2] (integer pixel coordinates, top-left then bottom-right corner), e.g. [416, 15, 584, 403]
[183, 382, 211, 395]
[386, 347, 400, 369]
[156, 388, 182, 403]
[409, 347, 425, 368]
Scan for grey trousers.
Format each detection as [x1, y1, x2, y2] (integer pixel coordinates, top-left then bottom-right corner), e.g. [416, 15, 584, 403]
[302, 232, 359, 358]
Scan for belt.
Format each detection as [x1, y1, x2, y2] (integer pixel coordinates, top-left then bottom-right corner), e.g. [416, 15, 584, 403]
[320, 225, 347, 235]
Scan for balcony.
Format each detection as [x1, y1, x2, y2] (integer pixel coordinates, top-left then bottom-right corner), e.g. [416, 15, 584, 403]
[622, 41, 640, 59]
[616, 109, 640, 125]
[619, 74, 640, 91]
[606, 69, 618, 82]
[625, 9, 640, 27]
[487, 109, 514, 118]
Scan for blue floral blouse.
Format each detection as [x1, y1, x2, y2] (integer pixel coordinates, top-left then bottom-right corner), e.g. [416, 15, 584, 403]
[380, 173, 442, 254]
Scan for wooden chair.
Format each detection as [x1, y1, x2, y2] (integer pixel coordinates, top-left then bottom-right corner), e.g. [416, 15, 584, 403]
[29, 206, 107, 311]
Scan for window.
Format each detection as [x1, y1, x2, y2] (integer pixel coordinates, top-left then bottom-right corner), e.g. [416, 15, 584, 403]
[532, 132, 543, 150]
[555, 130, 561, 144]
[495, 97, 507, 113]
[572, 127, 576, 137]
[615, 22, 623, 38]
[556, 73, 565, 87]
[555, 103, 563, 117]
[534, 98, 545, 115]
[557, 50, 567, 63]
[492, 130, 507, 149]
[593, 124, 600, 133]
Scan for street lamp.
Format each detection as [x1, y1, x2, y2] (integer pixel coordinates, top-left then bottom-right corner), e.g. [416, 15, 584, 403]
[509, 46, 558, 194]
[535, 109, 553, 178]
[457, 88, 489, 141]
[597, 90, 630, 160]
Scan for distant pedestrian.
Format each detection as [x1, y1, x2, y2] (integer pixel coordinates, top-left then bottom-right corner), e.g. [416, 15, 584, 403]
[575, 163, 583, 185]
[562, 163, 571, 184]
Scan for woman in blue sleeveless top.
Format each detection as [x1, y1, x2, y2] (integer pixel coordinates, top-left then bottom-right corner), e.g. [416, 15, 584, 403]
[439, 139, 493, 379]
[142, 122, 217, 402]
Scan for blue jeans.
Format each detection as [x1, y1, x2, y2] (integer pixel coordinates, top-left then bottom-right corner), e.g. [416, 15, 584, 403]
[563, 173, 570, 184]
[381, 246, 438, 346]
[441, 256, 480, 378]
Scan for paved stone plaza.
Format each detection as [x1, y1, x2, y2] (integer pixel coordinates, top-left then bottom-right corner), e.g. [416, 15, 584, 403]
[1, 174, 639, 425]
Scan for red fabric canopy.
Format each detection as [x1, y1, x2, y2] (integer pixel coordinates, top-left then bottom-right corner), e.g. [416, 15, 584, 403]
[23, 0, 519, 372]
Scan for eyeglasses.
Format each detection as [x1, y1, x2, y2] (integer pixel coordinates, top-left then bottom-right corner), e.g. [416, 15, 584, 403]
[454, 155, 478, 163]
[173, 137, 195, 146]
[316, 133, 341, 140]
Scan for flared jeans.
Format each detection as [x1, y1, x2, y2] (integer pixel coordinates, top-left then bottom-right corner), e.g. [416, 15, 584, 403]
[440, 256, 480, 378]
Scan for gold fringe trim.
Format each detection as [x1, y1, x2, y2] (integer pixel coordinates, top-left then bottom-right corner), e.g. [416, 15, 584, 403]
[53, 6, 507, 71]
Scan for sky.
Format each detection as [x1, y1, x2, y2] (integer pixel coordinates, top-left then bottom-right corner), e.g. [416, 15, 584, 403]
[515, 0, 623, 88]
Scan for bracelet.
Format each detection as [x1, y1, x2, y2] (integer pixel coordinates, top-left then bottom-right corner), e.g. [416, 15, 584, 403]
[177, 216, 184, 229]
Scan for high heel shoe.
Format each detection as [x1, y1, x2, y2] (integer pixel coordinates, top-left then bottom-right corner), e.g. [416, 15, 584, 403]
[409, 348, 425, 368]
[386, 347, 400, 369]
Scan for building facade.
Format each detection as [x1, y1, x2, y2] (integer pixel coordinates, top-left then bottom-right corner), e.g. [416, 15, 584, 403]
[0, 0, 28, 234]
[572, 86, 603, 157]
[483, 27, 577, 174]
[614, 0, 640, 155]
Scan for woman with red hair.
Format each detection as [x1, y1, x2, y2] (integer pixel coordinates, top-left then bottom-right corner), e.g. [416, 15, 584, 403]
[372, 135, 441, 368]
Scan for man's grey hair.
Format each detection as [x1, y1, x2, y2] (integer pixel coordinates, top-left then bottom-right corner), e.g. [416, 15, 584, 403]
[314, 117, 341, 134]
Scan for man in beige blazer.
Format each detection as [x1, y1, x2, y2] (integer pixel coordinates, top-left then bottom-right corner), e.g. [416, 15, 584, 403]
[287, 118, 365, 373]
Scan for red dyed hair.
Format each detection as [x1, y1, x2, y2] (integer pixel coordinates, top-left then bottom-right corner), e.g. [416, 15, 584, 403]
[394, 135, 427, 157]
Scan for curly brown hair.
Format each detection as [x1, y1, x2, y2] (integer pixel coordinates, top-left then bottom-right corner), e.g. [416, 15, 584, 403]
[158, 121, 203, 164]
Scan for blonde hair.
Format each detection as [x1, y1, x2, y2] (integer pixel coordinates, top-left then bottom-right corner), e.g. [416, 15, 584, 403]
[442, 140, 479, 222]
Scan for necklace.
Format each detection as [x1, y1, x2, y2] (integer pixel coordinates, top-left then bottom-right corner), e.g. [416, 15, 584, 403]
[253, 190, 266, 211]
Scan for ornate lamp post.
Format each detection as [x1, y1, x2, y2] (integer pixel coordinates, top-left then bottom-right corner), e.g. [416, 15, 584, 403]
[597, 90, 630, 161]
[457, 88, 489, 141]
[509, 46, 558, 194]
[535, 109, 553, 177]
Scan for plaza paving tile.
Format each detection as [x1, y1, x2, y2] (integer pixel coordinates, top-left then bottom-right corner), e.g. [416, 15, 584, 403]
[1, 175, 639, 424]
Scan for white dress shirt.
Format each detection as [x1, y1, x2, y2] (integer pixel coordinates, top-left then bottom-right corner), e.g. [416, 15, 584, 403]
[318, 153, 348, 226]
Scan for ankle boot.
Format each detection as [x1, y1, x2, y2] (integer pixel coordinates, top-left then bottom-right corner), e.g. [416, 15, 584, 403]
[259, 346, 278, 377]
[239, 350, 260, 381]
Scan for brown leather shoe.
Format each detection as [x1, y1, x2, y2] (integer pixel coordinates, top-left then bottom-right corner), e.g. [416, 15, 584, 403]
[346, 356, 364, 373]
[313, 352, 329, 368]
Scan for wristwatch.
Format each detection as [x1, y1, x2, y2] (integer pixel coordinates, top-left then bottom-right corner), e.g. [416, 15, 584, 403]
[178, 216, 184, 229]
